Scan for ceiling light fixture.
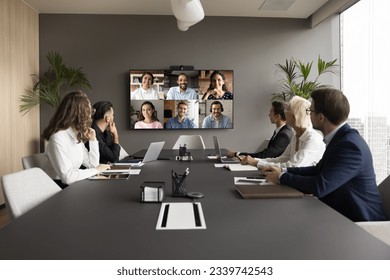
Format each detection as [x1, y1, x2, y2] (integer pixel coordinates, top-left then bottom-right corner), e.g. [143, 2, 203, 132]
[171, 0, 205, 31]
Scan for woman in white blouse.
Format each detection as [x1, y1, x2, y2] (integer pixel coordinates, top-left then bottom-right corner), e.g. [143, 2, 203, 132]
[130, 72, 159, 100]
[241, 96, 325, 169]
[43, 91, 110, 187]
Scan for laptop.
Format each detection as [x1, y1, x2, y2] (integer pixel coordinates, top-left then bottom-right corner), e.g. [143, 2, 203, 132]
[213, 136, 240, 163]
[117, 141, 165, 165]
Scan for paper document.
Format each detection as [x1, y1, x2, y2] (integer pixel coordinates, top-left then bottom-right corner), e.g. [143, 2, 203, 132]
[130, 169, 141, 175]
[225, 164, 258, 171]
[234, 177, 272, 185]
[156, 202, 206, 230]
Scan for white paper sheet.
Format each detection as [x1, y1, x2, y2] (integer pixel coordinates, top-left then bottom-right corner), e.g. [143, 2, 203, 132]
[130, 169, 141, 175]
[156, 202, 206, 230]
[234, 177, 273, 185]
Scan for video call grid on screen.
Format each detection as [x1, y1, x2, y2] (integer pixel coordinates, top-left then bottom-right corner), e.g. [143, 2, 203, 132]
[129, 70, 234, 130]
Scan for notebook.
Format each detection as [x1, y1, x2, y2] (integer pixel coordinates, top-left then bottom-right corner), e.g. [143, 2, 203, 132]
[236, 185, 304, 199]
[213, 136, 240, 163]
[117, 141, 165, 164]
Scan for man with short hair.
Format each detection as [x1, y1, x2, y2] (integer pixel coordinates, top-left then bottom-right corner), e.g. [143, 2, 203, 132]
[166, 101, 198, 128]
[87, 101, 121, 164]
[202, 101, 232, 128]
[265, 88, 386, 222]
[227, 101, 293, 159]
[166, 73, 198, 100]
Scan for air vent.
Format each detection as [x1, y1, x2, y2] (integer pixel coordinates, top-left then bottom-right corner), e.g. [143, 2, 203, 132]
[259, 0, 295, 11]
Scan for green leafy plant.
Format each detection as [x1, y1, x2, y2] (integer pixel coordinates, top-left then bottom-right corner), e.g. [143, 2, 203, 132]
[20, 51, 92, 114]
[272, 56, 339, 101]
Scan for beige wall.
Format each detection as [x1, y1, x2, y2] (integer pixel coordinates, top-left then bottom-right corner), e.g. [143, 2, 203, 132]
[0, 0, 39, 205]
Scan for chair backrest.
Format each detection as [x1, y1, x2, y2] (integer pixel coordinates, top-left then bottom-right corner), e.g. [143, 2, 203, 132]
[172, 135, 205, 149]
[255, 139, 270, 153]
[21, 153, 57, 178]
[378, 175, 390, 219]
[1, 167, 61, 220]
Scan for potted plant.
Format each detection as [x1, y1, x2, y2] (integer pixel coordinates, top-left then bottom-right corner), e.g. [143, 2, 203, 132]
[272, 56, 339, 101]
[20, 51, 92, 114]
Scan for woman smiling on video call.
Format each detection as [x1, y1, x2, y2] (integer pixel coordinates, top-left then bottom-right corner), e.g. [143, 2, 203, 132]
[134, 101, 163, 129]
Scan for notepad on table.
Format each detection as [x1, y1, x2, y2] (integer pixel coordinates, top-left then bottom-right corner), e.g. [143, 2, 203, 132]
[225, 164, 258, 171]
[236, 185, 304, 199]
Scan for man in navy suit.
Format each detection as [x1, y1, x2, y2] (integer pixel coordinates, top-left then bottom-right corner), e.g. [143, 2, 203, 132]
[265, 88, 386, 222]
[227, 101, 293, 159]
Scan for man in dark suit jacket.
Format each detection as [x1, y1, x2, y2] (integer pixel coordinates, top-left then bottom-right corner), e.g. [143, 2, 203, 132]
[265, 88, 386, 222]
[227, 101, 293, 159]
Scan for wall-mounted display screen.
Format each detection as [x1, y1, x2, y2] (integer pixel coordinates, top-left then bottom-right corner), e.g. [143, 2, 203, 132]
[129, 70, 234, 130]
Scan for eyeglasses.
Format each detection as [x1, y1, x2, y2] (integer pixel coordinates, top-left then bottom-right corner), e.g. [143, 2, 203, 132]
[91, 108, 96, 115]
[306, 108, 316, 115]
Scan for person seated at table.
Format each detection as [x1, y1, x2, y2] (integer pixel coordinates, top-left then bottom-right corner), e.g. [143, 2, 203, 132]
[43, 91, 110, 188]
[130, 72, 159, 100]
[202, 70, 233, 100]
[264, 88, 386, 222]
[227, 101, 292, 159]
[134, 101, 163, 129]
[166, 101, 198, 128]
[86, 100, 121, 164]
[202, 100, 232, 128]
[241, 96, 325, 168]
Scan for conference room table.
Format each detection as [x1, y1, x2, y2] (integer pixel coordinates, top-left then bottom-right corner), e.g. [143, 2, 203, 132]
[0, 149, 390, 260]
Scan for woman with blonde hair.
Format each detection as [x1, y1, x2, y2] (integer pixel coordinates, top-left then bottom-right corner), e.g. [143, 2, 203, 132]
[43, 91, 110, 187]
[241, 95, 325, 168]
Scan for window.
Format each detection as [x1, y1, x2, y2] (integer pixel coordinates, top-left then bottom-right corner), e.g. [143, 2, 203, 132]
[341, 0, 390, 184]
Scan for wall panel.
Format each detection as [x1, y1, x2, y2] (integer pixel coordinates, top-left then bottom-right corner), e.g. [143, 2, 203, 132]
[0, 0, 39, 205]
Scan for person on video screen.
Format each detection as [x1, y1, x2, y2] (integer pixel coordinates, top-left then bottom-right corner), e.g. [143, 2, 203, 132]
[166, 73, 198, 100]
[202, 101, 232, 128]
[202, 71, 233, 100]
[166, 101, 198, 129]
[134, 101, 163, 129]
[131, 72, 159, 100]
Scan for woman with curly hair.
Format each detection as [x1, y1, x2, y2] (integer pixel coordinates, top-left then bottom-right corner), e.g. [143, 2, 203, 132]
[43, 91, 110, 187]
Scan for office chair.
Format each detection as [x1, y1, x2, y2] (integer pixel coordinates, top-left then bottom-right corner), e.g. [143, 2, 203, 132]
[21, 153, 57, 178]
[1, 167, 62, 220]
[356, 175, 390, 246]
[255, 139, 270, 153]
[172, 135, 205, 149]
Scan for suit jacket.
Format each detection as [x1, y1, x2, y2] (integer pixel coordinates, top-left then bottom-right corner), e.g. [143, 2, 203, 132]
[281, 123, 386, 222]
[242, 125, 293, 159]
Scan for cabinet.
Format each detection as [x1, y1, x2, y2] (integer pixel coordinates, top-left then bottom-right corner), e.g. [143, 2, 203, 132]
[130, 73, 165, 99]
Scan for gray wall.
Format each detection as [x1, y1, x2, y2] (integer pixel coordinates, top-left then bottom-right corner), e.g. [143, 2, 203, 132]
[39, 14, 340, 154]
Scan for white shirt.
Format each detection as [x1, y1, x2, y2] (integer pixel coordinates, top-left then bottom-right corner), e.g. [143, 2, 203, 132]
[131, 87, 159, 100]
[256, 126, 325, 168]
[46, 127, 100, 185]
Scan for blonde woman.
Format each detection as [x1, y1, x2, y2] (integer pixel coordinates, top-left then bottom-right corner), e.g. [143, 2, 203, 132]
[241, 96, 325, 168]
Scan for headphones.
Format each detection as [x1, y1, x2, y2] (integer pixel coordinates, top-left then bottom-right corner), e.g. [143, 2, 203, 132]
[210, 101, 224, 112]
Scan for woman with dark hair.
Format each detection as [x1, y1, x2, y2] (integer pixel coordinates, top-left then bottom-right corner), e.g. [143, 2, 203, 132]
[131, 72, 159, 100]
[134, 101, 163, 129]
[202, 71, 233, 100]
[43, 91, 110, 187]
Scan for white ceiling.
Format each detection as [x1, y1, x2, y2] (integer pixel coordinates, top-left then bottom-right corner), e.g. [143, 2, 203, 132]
[23, 0, 329, 19]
